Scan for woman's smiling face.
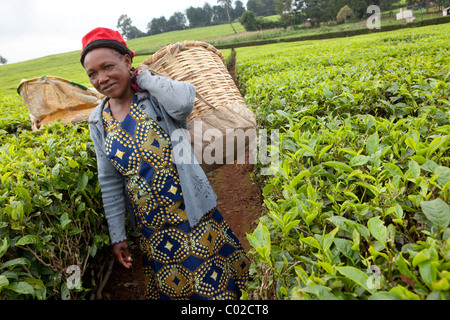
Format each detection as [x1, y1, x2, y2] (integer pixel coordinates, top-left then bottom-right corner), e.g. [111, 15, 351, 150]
[83, 47, 132, 99]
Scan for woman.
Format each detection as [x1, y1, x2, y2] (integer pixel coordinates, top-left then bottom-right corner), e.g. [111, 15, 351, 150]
[81, 27, 249, 300]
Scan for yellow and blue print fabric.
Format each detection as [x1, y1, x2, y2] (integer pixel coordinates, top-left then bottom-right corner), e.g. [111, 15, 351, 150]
[102, 95, 249, 300]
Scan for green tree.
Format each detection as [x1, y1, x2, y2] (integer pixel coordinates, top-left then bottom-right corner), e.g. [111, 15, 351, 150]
[117, 14, 145, 40]
[232, 0, 247, 19]
[406, 0, 432, 13]
[212, 5, 228, 24]
[275, 0, 294, 26]
[246, 0, 277, 16]
[167, 12, 187, 31]
[294, 0, 332, 25]
[148, 16, 168, 35]
[274, 0, 293, 15]
[240, 10, 260, 30]
[203, 3, 214, 24]
[186, 4, 213, 27]
[186, 6, 202, 27]
[336, 5, 355, 23]
[117, 14, 133, 39]
[0, 55, 7, 65]
[436, 0, 450, 9]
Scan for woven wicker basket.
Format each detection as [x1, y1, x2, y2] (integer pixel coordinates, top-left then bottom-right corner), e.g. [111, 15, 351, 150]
[141, 41, 257, 172]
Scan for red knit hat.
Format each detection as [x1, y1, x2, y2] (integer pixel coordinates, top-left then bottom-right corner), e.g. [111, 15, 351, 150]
[80, 27, 135, 64]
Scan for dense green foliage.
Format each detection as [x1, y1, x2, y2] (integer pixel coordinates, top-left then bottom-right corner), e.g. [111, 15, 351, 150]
[0, 95, 108, 299]
[237, 24, 450, 300]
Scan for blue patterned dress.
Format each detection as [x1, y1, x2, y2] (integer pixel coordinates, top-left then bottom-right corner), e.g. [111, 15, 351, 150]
[102, 94, 250, 300]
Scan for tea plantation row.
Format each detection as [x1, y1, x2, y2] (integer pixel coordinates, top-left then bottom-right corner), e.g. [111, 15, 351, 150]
[0, 95, 109, 299]
[237, 24, 449, 300]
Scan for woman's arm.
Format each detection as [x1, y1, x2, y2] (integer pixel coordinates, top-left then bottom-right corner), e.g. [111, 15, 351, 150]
[89, 124, 127, 245]
[90, 125, 133, 268]
[135, 69, 196, 122]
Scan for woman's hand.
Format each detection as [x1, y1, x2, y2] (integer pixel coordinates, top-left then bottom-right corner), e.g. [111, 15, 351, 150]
[130, 66, 150, 93]
[112, 240, 133, 269]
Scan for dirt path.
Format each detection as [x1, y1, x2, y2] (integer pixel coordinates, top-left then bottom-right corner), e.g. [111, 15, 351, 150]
[99, 51, 263, 300]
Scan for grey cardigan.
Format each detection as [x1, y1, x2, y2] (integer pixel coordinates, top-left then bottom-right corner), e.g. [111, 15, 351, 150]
[88, 71, 217, 244]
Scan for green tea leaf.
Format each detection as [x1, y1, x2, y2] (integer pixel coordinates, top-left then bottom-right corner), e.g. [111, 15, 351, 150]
[323, 227, 339, 251]
[395, 253, 426, 293]
[77, 171, 89, 191]
[1, 172, 12, 184]
[263, 184, 274, 197]
[410, 155, 426, 165]
[426, 136, 447, 159]
[420, 199, 450, 231]
[300, 236, 321, 250]
[16, 235, 43, 247]
[369, 292, 401, 300]
[299, 144, 316, 156]
[435, 166, 450, 186]
[0, 257, 31, 270]
[299, 285, 338, 300]
[394, 204, 404, 220]
[247, 223, 271, 249]
[421, 160, 438, 172]
[60, 213, 72, 230]
[384, 163, 404, 178]
[52, 163, 60, 178]
[322, 161, 353, 173]
[323, 88, 334, 100]
[318, 261, 334, 275]
[350, 155, 369, 167]
[67, 157, 79, 169]
[0, 275, 9, 291]
[366, 132, 379, 156]
[7, 282, 34, 296]
[356, 182, 379, 197]
[408, 159, 421, 178]
[290, 170, 310, 189]
[335, 238, 357, 263]
[336, 266, 375, 294]
[367, 217, 387, 249]
[389, 286, 420, 300]
[351, 229, 360, 251]
[14, 187, 31, 203]
[405, 137, 417, 152]
[0, 238, 9, 259]
[318, 144, 333, 161]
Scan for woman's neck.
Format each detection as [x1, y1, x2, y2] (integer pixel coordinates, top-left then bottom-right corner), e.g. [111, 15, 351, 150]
[109, 88, 135, 121]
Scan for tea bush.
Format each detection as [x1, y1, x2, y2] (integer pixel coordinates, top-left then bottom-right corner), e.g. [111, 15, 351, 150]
[237, 24, 450, 300]
[0, 94, 109, 299]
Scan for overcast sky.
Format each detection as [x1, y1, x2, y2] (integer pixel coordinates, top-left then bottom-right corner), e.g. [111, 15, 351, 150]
[0, 0, 218, 64]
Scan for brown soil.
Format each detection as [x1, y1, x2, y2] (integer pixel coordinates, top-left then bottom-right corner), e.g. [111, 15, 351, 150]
[98, 51, 263, 300]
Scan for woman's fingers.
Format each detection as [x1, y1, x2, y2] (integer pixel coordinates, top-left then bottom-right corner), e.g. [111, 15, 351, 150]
[112, 241, 133, 269]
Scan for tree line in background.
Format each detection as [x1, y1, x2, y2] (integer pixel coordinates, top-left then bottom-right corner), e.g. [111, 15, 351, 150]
[117, 0, 283, 39]
[114, 0, 450, 39]
[118, 0, 450, 40]
[277, 0, 450, 26]
[117, 0, 248, 39]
